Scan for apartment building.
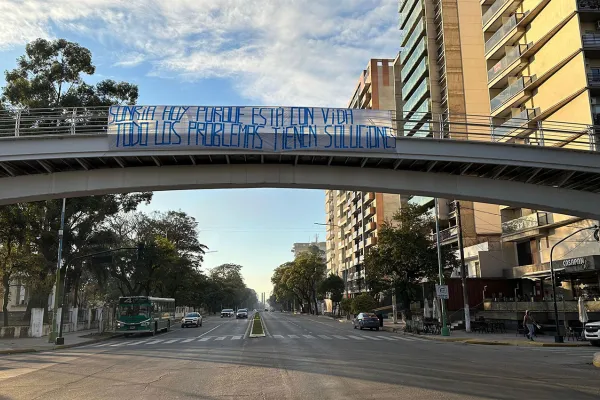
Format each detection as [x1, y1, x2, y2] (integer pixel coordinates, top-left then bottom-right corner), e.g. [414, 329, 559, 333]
[481, 0, 600, 298]
[325, 59, 404, 296]
[398, 0, 507, 276]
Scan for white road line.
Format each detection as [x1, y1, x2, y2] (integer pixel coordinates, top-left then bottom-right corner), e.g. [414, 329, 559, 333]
[318, 335, 332, 339]
[146, 339, 164, 344]
[302, 334, 315, 339]
[197, 324, 222, 338]
[394, 336, 415, 341]
[109, 342, 126, 347]
[127, 340, 148, 346]
[272, 335, 284, 339]
[375, 336, 396, 341]
[331, 335, 347, 340]
[347, 335, 365, 340]
[93, 343, 111, 347]
[181, 338, 195, 343]
[361, 336, 382, 340]
[215, 336, 227, 341]
[231, 335, 242, 340]
[199, 337, 213, 342]
[288, 334, 299, 339]
[163, 339, 180, 344]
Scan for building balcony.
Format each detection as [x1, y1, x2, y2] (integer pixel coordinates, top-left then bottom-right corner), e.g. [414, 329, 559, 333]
[578, 0, 600, 22]
[490, 75, 537, 114]
[501, 211, 552, 241]
[365, 206, 376, 218]
[492, 107, 539, 141]
[366, 236, 378, 247]
[488, 43, 532, 84]
[364, 192, 375, 204]
[439, 226, 459, 244]
[484, 12, 528, 57]
[583, 34, 600, 56]
[365, 221, 377, 233]
[482, 0, 523, 31]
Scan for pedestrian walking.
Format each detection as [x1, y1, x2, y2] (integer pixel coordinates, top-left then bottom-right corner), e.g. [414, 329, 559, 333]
[523, 310, 537, 340]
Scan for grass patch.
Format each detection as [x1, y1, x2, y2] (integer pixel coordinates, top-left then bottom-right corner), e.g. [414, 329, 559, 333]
[251, 312, 264, 335]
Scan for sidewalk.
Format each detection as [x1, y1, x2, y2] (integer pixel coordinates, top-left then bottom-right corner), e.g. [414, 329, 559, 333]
[381, 320, 592, 347]
[0, 330, 119, 355]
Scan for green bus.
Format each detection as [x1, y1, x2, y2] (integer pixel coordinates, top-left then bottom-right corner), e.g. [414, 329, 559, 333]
[116, 296, 175, 336]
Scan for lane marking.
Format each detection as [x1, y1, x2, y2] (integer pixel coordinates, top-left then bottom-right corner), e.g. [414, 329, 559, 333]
[302, 334, 315, 339]
[288, 334, 299, 339]
[126, 340, 148, 346]
[318, 335, 332, 339]
[375, 336, 396, 341]
[231, 335, 242, 340]
[347, 335, 365, 340]
[361, 336, 382, 340]
[146, 339, 164, 344]
[197, 324, 222, 338]
[93, 343, 111, 347]
[394, 336, 415, 342]
[273, 335, 284, 339]
[332, 335, 347, 340]
[215, 336, 226, 341]
[109, 342, 126, 347]
[163, 339, 180, 344]
[181, 338, 195, 343]
[199, 336, 214, 342]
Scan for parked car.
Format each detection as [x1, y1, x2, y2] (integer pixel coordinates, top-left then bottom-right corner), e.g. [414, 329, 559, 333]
[236, 308, 248, 319]
[353, 312, 380, 331]
[584, 321, 600, 346]
[181, 312, 202, 328]
[221, 309, 234, 318]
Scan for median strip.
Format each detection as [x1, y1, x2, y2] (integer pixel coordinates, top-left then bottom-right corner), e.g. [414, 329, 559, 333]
[249, 312, 266, 338]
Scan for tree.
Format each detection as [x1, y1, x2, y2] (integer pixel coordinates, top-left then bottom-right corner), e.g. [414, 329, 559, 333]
[351, 293, 378, 315]
[363, 204, 458, 321]
[318, 274, 345, 316]
[293, 245, 327, 314]
[340, 297, 352, 319]
[2, 38, 137, 109]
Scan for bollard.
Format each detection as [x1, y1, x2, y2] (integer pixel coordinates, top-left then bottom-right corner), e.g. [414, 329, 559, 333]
[593, 352, 600, 368]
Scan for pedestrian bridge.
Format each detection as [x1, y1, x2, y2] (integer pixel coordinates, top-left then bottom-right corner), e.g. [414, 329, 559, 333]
[0, 106, 599, 218]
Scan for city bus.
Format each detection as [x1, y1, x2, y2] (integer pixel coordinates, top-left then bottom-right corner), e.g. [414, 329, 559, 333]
[116, 296, 175, 336]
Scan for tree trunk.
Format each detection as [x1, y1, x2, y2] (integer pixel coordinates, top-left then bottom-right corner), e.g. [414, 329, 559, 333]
[2, 274, 10, 327]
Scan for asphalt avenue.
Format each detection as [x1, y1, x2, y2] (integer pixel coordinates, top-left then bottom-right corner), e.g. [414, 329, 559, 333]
[0, 311, 599, 399]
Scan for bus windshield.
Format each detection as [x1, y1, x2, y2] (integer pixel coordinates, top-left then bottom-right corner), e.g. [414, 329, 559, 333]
[119, 304, 150, 317]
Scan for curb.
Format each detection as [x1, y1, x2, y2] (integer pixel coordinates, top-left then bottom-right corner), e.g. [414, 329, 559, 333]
[0, 333, 121, 355]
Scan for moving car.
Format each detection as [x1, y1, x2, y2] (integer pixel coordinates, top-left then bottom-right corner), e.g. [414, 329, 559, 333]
[236, 308, 248, 319]
[181, 312, 202, 328]
[221, 308, 234, 318]
[353, 312, 380, 331]
[584, 321, 600, 346]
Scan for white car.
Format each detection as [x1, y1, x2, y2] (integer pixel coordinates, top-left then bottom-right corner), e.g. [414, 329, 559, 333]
[584, 321, 600, 346]
[181, 312, 202, 328]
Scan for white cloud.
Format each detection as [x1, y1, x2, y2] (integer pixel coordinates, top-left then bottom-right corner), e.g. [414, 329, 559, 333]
[0, 0, 399, 106]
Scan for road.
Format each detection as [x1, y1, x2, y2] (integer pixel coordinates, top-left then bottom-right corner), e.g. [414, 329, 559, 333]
[0, 311, 599, 399]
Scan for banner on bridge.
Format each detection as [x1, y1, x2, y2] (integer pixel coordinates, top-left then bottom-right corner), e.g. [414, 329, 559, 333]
[107, 106, 396, 153]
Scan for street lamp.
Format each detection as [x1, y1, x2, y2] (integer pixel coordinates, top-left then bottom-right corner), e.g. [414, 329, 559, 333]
[549, 225, 599, 343]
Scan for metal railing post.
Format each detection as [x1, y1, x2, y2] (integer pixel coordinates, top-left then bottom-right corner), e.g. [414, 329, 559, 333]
[15, 110, 21, 137]
[537, 120, 545, 146]
[71, 107, 77, 135]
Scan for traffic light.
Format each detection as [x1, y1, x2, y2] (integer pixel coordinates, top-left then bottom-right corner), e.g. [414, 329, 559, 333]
[137, 242, 145, 259]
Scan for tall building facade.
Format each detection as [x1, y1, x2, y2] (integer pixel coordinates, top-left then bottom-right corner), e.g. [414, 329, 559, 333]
[481, 0, 600, 298]
[325, 59, 404, 296]
[291, 241, 326, 259]
[398, 0, 506, 276]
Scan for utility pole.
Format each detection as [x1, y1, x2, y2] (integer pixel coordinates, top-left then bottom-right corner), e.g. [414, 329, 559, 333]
[434, 198, 450, 336]
[456, 201, 471, 332]
[49, 198, 67, 343]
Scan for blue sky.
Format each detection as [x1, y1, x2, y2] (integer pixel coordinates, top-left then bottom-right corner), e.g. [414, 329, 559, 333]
[0, 0, 399, 296]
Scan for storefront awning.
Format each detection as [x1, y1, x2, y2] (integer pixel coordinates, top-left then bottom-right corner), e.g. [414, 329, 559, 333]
[522, 268, 566, 280]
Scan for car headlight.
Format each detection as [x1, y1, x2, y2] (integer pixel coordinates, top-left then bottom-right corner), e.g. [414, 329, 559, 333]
[141, 321, 149, 326]
[117, 322, 122, 327]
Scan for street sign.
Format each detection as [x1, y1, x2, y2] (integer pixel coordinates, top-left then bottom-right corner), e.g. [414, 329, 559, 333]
[436, 284, 449, 299]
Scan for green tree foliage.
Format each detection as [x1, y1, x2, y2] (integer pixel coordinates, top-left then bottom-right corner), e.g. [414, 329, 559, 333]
[318, 274, 345, 316]
[339, 297, 352, 318]
[2, 38, 137, 108]
[363, 204, 458, 320]
[351, 293, 378, 315]
[271, 245, 326, 314]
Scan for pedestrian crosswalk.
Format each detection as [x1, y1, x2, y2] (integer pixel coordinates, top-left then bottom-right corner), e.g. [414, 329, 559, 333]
[89, 333, 429, 348]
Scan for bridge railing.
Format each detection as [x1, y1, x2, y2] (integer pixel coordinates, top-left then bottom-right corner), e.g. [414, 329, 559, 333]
[0, 106, 597, 152]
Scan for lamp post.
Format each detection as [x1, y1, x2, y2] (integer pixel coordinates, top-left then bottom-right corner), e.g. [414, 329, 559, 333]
[434, 198, 450, 336]
[549, 225, 599, 343]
